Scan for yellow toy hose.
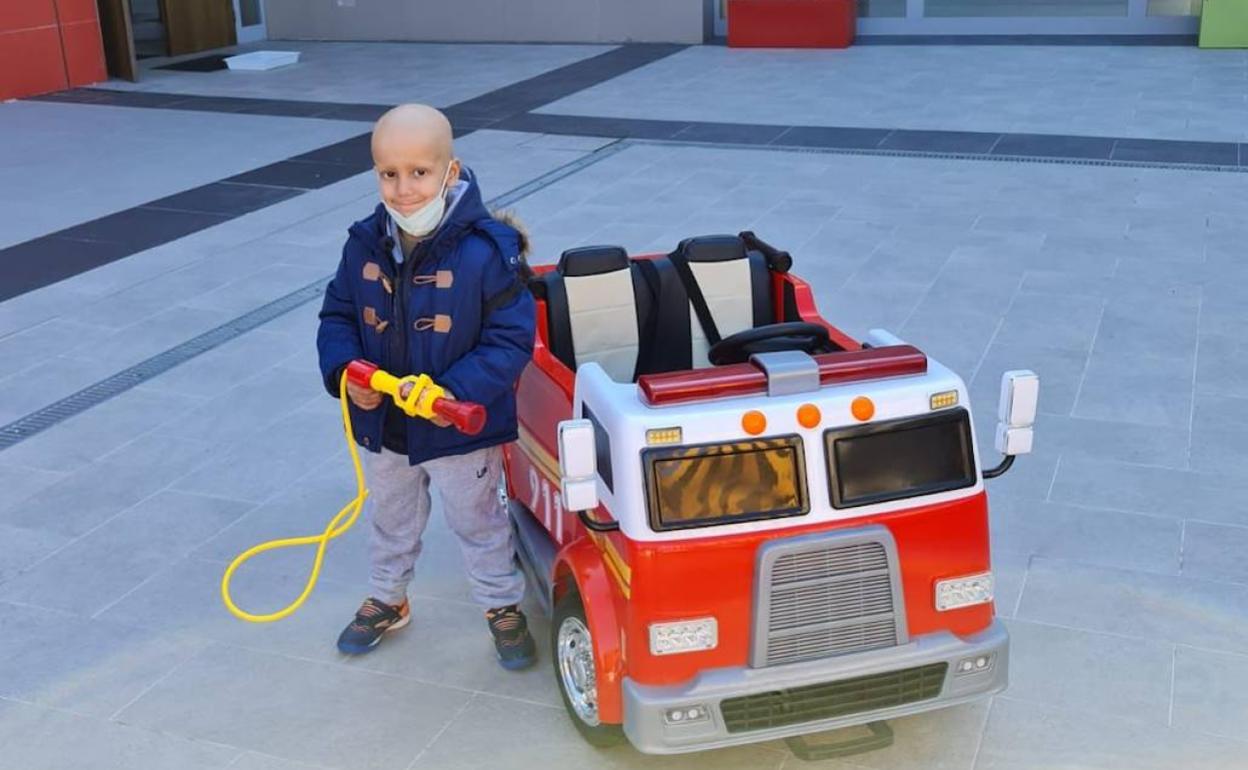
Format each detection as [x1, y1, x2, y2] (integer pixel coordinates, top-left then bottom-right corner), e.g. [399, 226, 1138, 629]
[220, 371, 367, 623]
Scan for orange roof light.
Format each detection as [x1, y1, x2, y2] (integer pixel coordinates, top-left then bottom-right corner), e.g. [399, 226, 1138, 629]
[851, 396, 875, 422]
[797, 404, 822, 429]
[742, 410, 767, 435]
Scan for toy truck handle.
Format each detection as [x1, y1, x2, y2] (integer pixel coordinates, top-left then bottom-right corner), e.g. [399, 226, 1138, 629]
[345, 360, 487, 436]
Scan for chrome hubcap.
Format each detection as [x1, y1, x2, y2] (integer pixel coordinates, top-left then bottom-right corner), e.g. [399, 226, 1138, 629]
[557, 615, 599, 726]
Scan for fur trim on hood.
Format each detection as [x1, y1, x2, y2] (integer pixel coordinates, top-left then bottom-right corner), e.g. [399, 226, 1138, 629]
[489, 209, 530, 258]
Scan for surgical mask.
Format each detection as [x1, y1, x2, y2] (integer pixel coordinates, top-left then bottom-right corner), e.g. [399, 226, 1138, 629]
[385, 165, 453, 238]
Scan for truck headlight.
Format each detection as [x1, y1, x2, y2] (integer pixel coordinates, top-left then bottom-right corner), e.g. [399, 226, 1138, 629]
[649, 618, 717, 656]
[935, 572, 994, 611]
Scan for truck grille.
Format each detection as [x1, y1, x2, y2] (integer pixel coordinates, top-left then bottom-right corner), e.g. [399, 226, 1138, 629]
[753, 532, 905, 667]
[720, 662, 947, 733]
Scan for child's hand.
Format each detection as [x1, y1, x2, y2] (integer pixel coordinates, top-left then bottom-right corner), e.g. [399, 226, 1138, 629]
[430, 391, 454, 428]
[346, 380, 383, 410]
[396, 382, 454, 428]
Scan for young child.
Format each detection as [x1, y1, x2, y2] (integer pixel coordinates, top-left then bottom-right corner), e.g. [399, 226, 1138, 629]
[316, 104, 537, 669]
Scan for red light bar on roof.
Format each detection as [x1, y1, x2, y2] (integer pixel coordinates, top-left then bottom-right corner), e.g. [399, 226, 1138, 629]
[638, 345, 928, 406]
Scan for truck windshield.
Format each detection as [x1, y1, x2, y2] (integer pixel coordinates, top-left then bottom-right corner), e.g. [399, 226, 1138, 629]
[824, 408, 976, 509]
[643, 437, 809, 531]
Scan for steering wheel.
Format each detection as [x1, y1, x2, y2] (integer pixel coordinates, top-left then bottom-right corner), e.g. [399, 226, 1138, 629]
[707, 322, 835, 366]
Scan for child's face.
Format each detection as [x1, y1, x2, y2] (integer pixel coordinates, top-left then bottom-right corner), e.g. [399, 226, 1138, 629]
[372, 132, 460, 217]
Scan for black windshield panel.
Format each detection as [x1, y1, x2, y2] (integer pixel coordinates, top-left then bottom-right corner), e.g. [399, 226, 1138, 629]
[826, 408, 976, 509]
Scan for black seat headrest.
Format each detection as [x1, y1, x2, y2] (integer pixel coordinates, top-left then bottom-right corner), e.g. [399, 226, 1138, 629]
[676, 235, 747, 263]
[557, 245, 630, 277]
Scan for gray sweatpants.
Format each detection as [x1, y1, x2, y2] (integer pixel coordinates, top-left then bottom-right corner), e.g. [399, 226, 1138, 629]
[367, 445, 525, 609]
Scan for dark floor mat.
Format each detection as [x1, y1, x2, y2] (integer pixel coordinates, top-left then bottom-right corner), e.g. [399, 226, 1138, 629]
[155, 54, 229, 72]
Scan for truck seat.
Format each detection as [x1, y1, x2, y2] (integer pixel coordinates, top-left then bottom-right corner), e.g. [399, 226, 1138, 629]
[530, 245, 653, 382]
[529, 235, 776, 381]
[669, 235, 774, 369]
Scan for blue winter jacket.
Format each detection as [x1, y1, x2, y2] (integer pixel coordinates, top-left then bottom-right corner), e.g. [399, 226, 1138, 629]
[316, 167, 535, 465]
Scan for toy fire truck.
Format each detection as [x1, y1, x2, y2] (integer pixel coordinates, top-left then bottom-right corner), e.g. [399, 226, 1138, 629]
[503, 232, 1037, 758]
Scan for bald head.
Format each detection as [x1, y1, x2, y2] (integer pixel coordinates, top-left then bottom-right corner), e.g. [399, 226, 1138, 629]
[372, 104, 461, 217]
[372, 104, 453, 163]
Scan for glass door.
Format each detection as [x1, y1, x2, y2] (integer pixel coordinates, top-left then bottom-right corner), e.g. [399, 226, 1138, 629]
[233, 0, 266, 44]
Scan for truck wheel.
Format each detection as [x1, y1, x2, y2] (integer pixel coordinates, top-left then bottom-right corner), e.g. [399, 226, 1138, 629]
[552, 590, 625, 747]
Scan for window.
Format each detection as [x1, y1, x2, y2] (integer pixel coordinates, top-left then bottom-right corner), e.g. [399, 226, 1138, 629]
[825, 409, 976, 509]
[644, 437, 809, 531]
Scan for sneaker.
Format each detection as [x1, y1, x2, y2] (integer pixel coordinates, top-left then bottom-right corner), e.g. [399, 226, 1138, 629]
[486, 604, 537, 670]
[336, 597, 410, 655]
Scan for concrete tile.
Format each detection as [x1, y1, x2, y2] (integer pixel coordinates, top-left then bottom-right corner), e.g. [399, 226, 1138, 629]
[1092, 290, 1200, 363]
[1196, 331, 1248, 400]
[154, 366, 326, 448]
[134, 330, 306, 401]
[1028, 413, 1190, 469]
[0, 490, 254, 616]
[976, 696, 1246, 770]
[1002, 619, 1173, 725]
[0, 463, 67, 511]
[229, 754, 331, 770]
[0, 523, 71, 584]
[1050, 457, 1248, 527]
[1172, 646, 1248, 741]
[116, 644, 471, 770]
[171, 409, 344, 503]
[410, 692, 787, 770]
[1191, 394, 1248, 476]
[179, 265, 331, 317]
[1183, 522, 1248, 585]
[65, 306, 235, 371]
[0, 698, 239, 770]
[994, 293, 1103, 353]
[990, 498, 1181, 576]
[0, 435, 215, 538]
[0, 318, 114, 375]
[0, 387, 204, 474]
[1072, 352, 1193, 428]
[1017, 558, 1248, 654]
[0, 600, 210, 718]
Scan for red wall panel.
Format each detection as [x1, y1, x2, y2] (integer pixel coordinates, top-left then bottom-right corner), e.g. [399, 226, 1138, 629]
[61, 19, 107, 86]
[0, 26, 69, 100]
[54, 0, 100, 24]
[0, 0, 58, 31]
[0, 0, 106, 100]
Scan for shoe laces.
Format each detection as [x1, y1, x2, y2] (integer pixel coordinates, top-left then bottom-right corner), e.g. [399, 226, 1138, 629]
[350, 598, 401, 632]
[487, 605, 526, 636]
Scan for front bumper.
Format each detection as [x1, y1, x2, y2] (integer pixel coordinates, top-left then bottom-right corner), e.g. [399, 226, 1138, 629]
[622, 620, 1008, 754]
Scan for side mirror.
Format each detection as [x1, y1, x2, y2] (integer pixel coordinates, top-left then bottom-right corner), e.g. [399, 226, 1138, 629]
[994, 370, 1038, 456]
[984, 370, 1039, 480]
[557, 419, 598, 512]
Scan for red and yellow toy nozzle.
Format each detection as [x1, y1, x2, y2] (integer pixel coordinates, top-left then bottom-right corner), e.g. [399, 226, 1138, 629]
[345, 360, 486, 436]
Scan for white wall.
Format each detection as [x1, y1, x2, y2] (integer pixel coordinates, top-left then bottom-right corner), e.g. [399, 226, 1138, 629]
[263, 0, 709, 44]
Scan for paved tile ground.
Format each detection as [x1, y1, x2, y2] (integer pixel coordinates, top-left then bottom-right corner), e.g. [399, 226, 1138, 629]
[538, 45, 1248, 142]
[1, 39, 1247, 770]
